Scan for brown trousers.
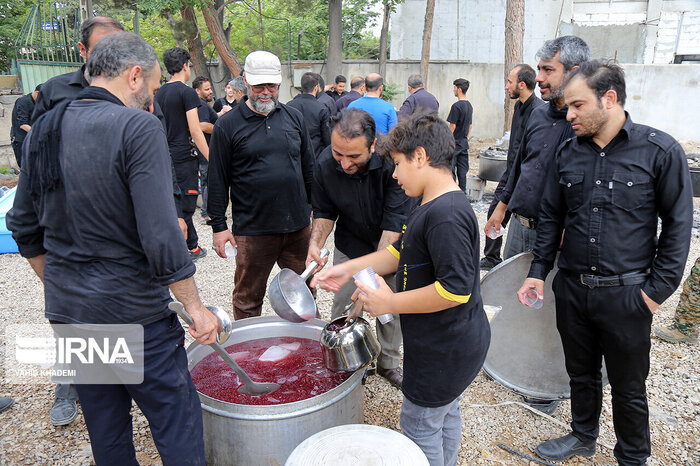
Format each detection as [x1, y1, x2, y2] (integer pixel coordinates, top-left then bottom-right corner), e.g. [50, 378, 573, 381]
[232, 226, 311, 320]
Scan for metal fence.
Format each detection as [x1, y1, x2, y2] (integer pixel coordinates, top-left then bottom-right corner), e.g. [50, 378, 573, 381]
[14, 1, 82, 64]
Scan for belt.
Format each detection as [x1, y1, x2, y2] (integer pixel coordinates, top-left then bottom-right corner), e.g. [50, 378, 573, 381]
[513, 213, 537, 229]
[564, 270, 649, 288]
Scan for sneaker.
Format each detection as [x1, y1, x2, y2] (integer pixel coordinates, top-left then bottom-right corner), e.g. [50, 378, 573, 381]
[189, 246, 207, 262]
[50, 398, 78, 426]
[0, 396, 14, 413]
[479, 257, 502, 271]
[654, 325, 698, 345]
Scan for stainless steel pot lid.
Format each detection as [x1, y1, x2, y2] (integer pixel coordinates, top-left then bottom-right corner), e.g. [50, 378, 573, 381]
[480, 252, 608, 400]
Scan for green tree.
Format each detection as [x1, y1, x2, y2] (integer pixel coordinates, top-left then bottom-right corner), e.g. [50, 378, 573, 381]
[0, 0, 39, 72]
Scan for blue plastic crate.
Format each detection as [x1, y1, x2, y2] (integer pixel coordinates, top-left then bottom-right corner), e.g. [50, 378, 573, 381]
[0, 186, 19, 253]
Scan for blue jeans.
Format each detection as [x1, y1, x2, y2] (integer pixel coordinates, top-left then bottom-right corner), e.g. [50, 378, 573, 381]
[75, 315, 205, 466]
[503, 216, 537, 260]
[400, 396, 462, 466]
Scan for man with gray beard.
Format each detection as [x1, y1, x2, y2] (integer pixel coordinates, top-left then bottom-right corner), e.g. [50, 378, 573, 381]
[207, 51, 315, 320]
[8, 32, 217, 463]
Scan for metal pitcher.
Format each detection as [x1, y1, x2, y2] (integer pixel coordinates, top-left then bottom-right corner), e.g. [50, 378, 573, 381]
[320, 312, 381, 373]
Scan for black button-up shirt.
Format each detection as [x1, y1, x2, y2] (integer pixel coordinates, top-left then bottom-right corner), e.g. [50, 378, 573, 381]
[317, 91, 337, 116]
[506, 93, 545, 173]
[398, 88, 439, 116]
[336, 90, 362, 112]
[287, 93, 331, 157]
[528, 114, 693, 305]
[31, 65, 88, 123]
[500, 100, 574, 219]
[312, 146, 415, 258]
[10, 94, 35, 145]
[8, 99, 193, 325]
[326, 89, 347, 102]
[207, 97, 314, 236]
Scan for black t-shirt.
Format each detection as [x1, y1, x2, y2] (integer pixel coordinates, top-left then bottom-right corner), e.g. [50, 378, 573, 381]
[197, 97, 218, 145]
[155, 81, 201, 162]
[389, 190, 490, 407]
[213, 97, 237, 113]
[447, 100, 473, 151]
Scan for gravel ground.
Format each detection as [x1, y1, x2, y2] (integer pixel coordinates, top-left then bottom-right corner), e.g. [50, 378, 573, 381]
[1, 141, 698, 465]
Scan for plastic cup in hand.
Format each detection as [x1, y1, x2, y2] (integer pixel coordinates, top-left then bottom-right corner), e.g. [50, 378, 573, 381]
[524, 289, 543, 309]
[487, 225, 506, 240]
[224, 243, 237, 258]
[353, 267, 394, 324]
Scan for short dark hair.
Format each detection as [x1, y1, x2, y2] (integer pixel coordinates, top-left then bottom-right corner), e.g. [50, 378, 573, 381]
[192, 76, 210, 90]
[34, 84, 42, 92]
[335, 75, 346, 84]
[365, 75, 383, 92]
[314, 73, 325, 89]
[301, 72, 319, 93]
[87, 32, 158, 79]
[330, 108, 376, 148]
[515, 64, 536, 90]
[80, 16, 124, 49]
[378, 112, 455, 170]
[453, 78, 470, 94]
[163, 47, 190, 75]
[567, 60, 627, 106]
[350, 76, 365, 90]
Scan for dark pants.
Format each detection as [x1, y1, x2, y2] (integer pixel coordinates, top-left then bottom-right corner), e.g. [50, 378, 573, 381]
[233, 225, 311, 320]
[11, 140, 23, 168]
[553, 271, 652, 465]
[451, 148, 469, 191]
[483, 178, 511, 262]
[197, 153, 208, 219]
[174, 159, 200, 250]
[75, 315, 205, 466]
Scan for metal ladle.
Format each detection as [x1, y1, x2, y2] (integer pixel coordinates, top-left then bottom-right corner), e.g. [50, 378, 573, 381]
[169, 302, 280, 396]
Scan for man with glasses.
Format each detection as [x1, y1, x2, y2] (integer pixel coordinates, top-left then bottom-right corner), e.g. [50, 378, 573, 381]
[207, 51, 314, 321]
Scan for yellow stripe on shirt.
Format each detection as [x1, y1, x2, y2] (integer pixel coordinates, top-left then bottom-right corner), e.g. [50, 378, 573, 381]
[434, 281, 471, 303]
[386, 245, 400, 260]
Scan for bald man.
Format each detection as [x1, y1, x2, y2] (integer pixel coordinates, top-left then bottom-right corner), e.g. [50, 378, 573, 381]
[347, 73, 397, 135]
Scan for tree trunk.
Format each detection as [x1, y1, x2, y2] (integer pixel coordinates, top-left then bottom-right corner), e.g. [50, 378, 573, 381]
[378, 0, 391, 76]
[181, 5, 211, 82]
[327, 0, 342, 84]
[165, 10, 184, 48]
[420, 0, 435, 87]
[504, 0, 524, 133]
[201, 0, 242, 77]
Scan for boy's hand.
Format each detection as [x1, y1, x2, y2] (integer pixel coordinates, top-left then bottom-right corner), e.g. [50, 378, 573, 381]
[311, 264, 351, 292]
[355, 274, 395, 317]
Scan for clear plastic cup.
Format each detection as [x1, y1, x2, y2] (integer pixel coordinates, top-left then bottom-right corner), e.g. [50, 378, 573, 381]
[487, 225, 506, 240]
[524, 289, 543, 309]
[224, 243, 237, 258]
[353, 267, 394, 324]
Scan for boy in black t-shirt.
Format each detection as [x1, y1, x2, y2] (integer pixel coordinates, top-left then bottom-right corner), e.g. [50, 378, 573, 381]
[312, 113, 490, 465]
[447, 78, 473, 192]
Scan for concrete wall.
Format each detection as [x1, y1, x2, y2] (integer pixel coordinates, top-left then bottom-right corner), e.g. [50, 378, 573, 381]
[0, 92, 22, 170]
[209, 59, 700, 141]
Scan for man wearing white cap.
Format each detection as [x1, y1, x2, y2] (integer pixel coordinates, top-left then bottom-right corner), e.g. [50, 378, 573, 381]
[207, 51, 315, 320]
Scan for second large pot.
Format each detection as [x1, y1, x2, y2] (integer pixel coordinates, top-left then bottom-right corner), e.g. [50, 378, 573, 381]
[186, 316, 365, 466]
[478, 148, 508, 182]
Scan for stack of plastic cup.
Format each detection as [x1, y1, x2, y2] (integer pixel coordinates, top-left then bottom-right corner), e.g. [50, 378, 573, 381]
[354, 267, 394, 324]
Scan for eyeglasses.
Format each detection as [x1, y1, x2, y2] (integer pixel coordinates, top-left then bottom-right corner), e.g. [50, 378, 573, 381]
[251, 83, 280, 92]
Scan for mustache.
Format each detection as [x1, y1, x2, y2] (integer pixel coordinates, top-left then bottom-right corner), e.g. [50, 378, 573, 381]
[539, 83, 550, 89]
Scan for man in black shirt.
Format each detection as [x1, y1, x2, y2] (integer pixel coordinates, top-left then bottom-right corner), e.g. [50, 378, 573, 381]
[10, 85, 40, 168]
[26, 16, 125, 427]
[155, 47, 209, 261]
[486, 36, 591, 263]
[287, 72, 331, 157]
[447, 78, 473, 191]
[480, 65, 544, 270]
[193, 76, 218, 223]
[208, 51, 314, 320]
[8, 32, 217, 464]
[325, 74, 348, 102]
[336, 76, 365, 112]
[308, 109, 413, 388]
[315, 73, 338, 116]
[213, 77, 245, 114]
[518, 61, 692, 465]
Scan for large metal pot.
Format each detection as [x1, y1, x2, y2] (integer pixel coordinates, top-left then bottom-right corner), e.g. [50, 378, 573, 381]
[478, 148, 508, 182]
[186, 316, 365, 466]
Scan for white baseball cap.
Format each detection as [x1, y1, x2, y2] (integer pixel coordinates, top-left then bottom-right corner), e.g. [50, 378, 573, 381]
[244, 51, 282, 86]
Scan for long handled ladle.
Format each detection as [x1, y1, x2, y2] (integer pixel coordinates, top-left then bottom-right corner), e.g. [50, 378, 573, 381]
[169, 302, 280, 396]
